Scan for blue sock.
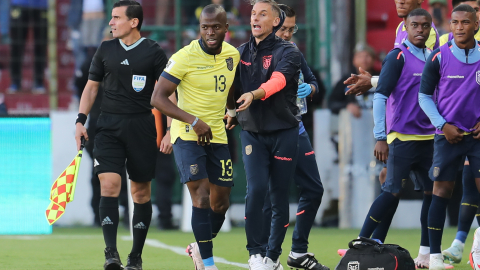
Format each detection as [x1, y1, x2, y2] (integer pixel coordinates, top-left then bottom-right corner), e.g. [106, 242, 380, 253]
[359, 192, 397, 238]
[209, 208, 225, 239]
[420, 194, 432, 247]
[191, 207, 213, 259]
[371, 196, 399, 243]
[202, 257, 214, 267]
[428, 195, 449, 254]
[455, 231, 468, 243]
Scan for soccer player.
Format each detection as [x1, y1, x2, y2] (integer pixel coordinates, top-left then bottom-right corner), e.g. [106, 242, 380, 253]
[150, 5, 240, 270]
[257, 4, 328, 270]
[357, 9, 439, 269]
[344, 0, 440, 96]
[440, 1, 480, 263]
[418, 4, 480, 269]
[74, 1, 168, 270]
[234, 0, 301, 269]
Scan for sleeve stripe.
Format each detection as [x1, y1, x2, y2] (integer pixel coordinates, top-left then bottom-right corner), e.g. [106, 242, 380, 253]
[161, 71, 181, 85]
[432, 52, 441, 61]
[396, 51, 403, 60]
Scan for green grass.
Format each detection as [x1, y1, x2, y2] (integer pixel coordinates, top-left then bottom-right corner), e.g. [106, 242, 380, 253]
[0, 226, 475, 269]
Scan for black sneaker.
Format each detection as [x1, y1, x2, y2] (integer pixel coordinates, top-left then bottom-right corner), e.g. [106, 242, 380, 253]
[125, 253, 142, 270]
[104, 247, 124, 270]
[286, 253, 330, 270]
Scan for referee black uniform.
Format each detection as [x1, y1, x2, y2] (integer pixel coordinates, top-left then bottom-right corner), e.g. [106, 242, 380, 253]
[89, 37, 167, 181]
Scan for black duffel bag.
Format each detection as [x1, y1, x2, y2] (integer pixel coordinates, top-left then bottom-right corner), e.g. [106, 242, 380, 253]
[335, 237, 415, 270]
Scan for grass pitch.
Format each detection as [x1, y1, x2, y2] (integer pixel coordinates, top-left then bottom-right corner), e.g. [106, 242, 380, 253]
[0, 226, 475, 269]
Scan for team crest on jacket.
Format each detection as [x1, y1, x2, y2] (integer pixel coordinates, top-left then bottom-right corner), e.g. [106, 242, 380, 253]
[476, 71, 480, 85]
[226, 57, 234, 71]
[132, 75, 146, 92]
[263, 55, 272, 69]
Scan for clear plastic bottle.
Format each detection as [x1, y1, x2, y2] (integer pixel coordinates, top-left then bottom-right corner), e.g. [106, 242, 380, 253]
[296, 71, 308, 115]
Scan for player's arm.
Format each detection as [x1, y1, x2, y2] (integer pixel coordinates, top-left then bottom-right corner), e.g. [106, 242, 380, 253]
[419, 50, 462, 143]
[75, 43, 104, 151]
[225, 83, 238, 130]
[159, 93, 176, 154]
[151, 74, 213, 146]
[237, 48, 301, 111]
[298, 54, 318, 99]
[372, 49, 404, 162]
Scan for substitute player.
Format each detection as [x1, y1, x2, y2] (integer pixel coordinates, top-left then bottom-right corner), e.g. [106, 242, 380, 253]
[234, 1, 301, 269]
[344, 0, 440, 96]
[150, 5, 239, 270]
[257, 4, 328, 270]
[418, 4, 480, 269]
[440, 0, 480, 263]
[74, 1, 167, 270]
[358, 9, 438, 268]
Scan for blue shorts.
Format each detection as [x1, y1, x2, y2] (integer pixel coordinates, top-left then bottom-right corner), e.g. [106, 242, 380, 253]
[382, 139, 433, 193]
[172, 138, 234, 187]
[430, 134, 480, 181]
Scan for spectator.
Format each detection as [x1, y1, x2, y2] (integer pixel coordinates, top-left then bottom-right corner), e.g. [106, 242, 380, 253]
[67, 0, 85, 79]
[8, 0, 48, 94]
[429, 0, 449, 36]
[80, 0, 106, 58]
[329, 43, 378, 118]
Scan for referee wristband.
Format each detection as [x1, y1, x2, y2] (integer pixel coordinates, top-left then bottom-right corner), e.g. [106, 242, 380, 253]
[191, 117, 199, 127]
[227, 109, 236, 117]
[75, 113, 87, 126]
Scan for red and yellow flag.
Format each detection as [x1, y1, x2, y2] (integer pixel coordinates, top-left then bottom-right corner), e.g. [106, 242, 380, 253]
[45, 148, 83, 225]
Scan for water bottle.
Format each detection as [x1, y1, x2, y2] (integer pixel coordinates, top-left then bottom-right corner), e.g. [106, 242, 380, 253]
[296, 71, 308, 115]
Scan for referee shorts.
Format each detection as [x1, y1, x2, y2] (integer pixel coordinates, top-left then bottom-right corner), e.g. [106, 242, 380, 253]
[93, 112, 157, 182]
[172, 138, 234, 187]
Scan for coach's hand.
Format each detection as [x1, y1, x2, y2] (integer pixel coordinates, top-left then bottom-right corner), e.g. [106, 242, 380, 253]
[193, 119, 213, 146]
[374, 141, 389, 163]
[344, 67, 373, 96]
[75, 123, 89, 151]
[443, 123, 463, 144]
[236, 92, 255, 112]
[224, 114, 238, 130]
[472, 122, 480, 140]
[160, 131, 173, 154]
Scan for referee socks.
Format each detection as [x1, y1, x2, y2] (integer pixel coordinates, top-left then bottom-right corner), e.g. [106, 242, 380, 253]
[99, 196, 119, 250]
[130, 200, 152, 256]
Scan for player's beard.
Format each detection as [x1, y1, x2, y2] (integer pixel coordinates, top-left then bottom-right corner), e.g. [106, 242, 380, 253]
[202, 38, 222, 54]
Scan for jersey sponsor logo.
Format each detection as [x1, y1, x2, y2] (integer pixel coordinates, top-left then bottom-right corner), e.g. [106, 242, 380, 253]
[241, 59, 251, 66]
[190, 164, 199, 175]
[226, 57, 234, 71]
[245, 145, 252, 155]
[413, 73, 422, 76]
[121, 59, 129, 65]
[274, 156, 292, 161]
[446, 75, 464, 79]
[263, 55, 272, 69]
[476, 71, 480, 85]
[165, 60, 175, 72]
[132, 75, 146, 92]
[197, 65, 214, 70]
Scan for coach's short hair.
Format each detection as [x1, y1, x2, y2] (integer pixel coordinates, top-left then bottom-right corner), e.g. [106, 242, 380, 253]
[407, 8, 432, 21]
[278, 4, 296, 18]
[113, 0, 143, 31]
[250, 0, 281, 17]
[452, 3, 478, 19]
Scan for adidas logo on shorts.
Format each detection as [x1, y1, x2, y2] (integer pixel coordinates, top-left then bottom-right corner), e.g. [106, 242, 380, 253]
[102, 216, 114, 226]
[121, 59, 130, 65]
[133, 222, 147, 229]
[94, 159, 100, 167]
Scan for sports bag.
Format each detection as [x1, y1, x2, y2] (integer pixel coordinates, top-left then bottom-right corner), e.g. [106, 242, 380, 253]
[335, 237, 415, 270]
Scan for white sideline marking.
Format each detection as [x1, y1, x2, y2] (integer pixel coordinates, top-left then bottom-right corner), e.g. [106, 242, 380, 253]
[0, 235, 101, 240]
[121, 236, 249, 269]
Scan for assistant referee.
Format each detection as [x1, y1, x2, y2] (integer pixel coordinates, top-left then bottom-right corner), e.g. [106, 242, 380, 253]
[74, 1, 167, 270]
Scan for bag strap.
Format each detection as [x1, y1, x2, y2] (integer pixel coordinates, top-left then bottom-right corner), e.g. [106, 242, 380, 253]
[348, 237, 384, 249]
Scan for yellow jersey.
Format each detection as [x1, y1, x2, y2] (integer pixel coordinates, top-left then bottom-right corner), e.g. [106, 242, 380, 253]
[439, 29, 480, 46]
[164, 40, 240, 144]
